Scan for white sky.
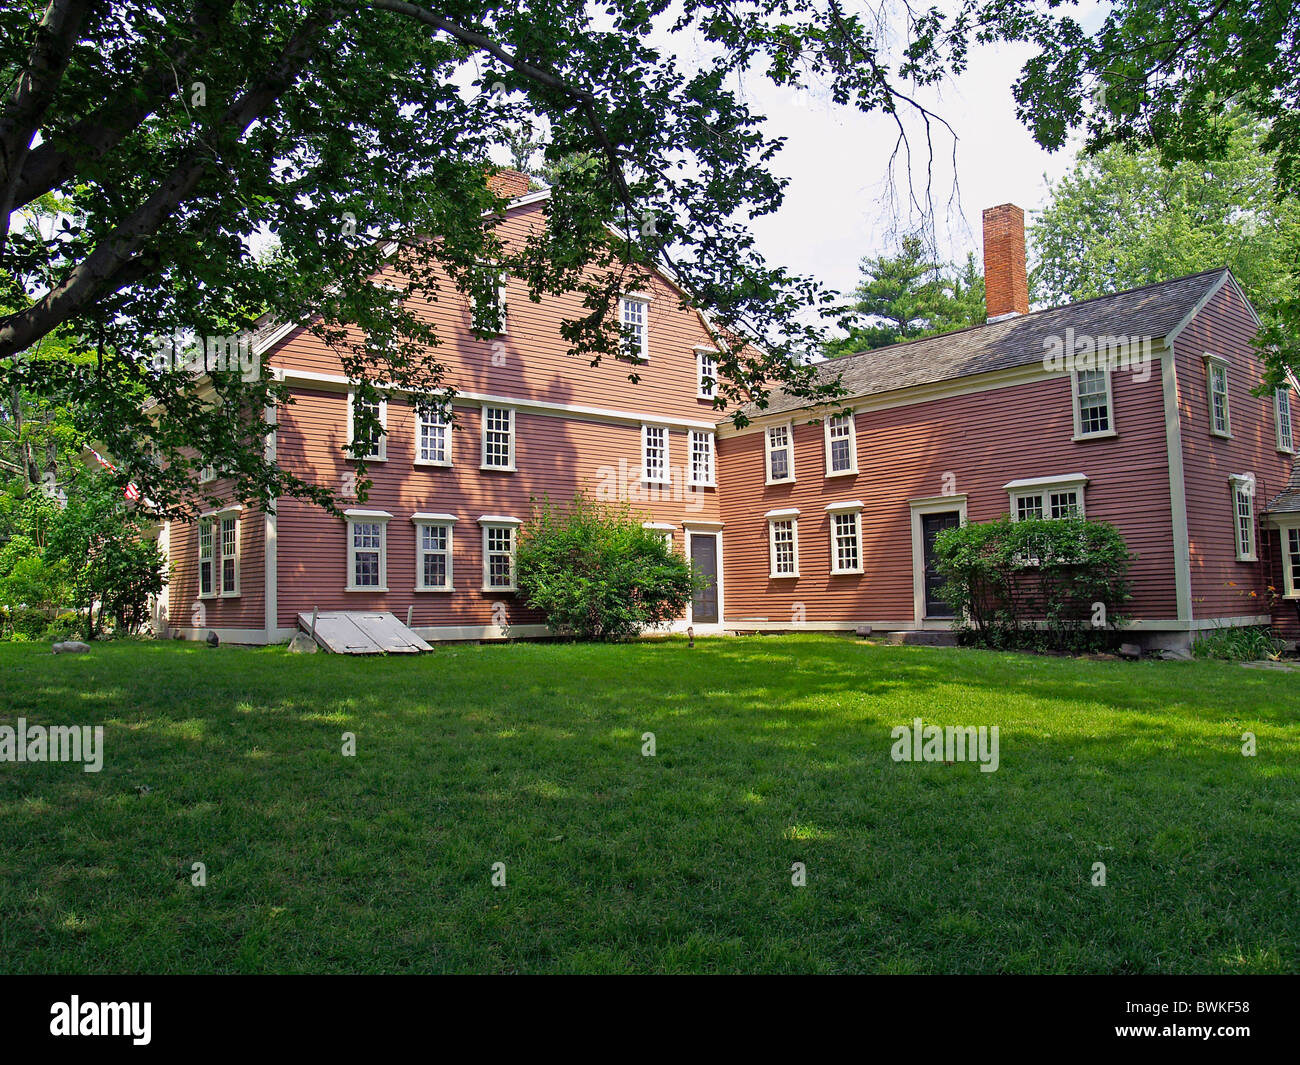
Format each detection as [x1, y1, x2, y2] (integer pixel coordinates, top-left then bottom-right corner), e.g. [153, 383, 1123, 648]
[735, 38, 1085, 298]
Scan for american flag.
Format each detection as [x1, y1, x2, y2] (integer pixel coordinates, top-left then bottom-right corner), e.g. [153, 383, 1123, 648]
[88, 448, 143, 503]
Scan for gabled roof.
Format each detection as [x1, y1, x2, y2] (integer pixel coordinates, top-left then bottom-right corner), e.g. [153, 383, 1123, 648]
[1265, 461, 1300, 515]
[745, 268, 1235, 419]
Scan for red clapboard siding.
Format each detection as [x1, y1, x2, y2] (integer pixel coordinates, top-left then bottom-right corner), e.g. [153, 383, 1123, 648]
[167, 494, 266, 631]
[718, 367, 1179, 624]
[273, 389, 721, 630]
[1172, 281, 1294, 621]
[267, 202, 723, 426]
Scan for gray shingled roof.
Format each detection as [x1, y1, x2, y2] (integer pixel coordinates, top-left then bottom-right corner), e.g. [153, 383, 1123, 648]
[1265, 460, 1300, 515]
[747, 268, 1230, 418]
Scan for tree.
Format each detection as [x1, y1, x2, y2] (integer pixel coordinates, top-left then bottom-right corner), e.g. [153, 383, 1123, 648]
[1030, 112, 1300, 325]
[43, 470, 164, 638]
[993, 0, 1300, 383]
[825, 237, 986, 357]
[0, 1, 978, 516]
[515, 495, 696, 640]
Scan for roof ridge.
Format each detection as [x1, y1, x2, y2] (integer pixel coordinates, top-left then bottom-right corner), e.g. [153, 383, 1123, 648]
[828, 267, 1229, 367]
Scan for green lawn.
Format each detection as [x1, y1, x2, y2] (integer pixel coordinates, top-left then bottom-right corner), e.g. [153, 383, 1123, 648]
[0, 634, 1296, 974]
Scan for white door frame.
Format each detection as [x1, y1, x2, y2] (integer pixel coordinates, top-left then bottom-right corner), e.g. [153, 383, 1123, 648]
[909, 495, 967, 627]
[684, 521, 725, 632]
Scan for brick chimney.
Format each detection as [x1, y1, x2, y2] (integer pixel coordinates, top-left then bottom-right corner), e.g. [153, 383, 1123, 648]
[982, 204, 1029, 321]
[486, 168, 532, 200]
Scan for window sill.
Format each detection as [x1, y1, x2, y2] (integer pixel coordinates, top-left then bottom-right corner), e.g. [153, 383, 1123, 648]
[765, 477, 796, 487]
[1072, 429, 1117, 442]
[219, 592, 240, 600]
[1234, 555, 1258, 564]
[414, 587, 453, 593]
[480, 464, 516, 473]
[482, 586, 517, 594]
[825, 468, 858, 478]
[414, 459, 453, 468]
[345, 586, 389, 593]
[1210, 430, 1233, 440]
[346, 455, 387, 463]
[697, 393, 715, 402]
[1278, 447, 1297, 457]
[198, 592, 216, 601]
[830, 568, 864, 576]
[769, 572, 800, 580]
[642, 477, 671, 486]
[688, 480, 716, 489]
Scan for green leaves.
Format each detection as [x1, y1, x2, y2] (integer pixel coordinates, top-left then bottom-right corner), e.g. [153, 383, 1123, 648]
[932, 515, 1134, 653]
[515, 493, 696, 640]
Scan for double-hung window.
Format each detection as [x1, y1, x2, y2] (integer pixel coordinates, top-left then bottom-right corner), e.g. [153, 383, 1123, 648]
[220, 515, 239, 596]
[689, 430, 715, 487]
[347, 392, 387, 460]
[766, 509, 800, 577]
[1204, 355, 1231, 437]
[416, 407, 451, 466]
[470, 265, 507, 337]
[1229, 474, 1256, 562]
[479, 516, 521, 592]
[824, 413, 857, 475]
[643, 425, 670, 484]
[345, 510, 390, 591]
[826, 501, 864, 575]
[1276, 387, 1294, 453]
[1283, 526, 1300, 597]
[620, 295, 649, 361]
[198, 521, 215, 598]
[696, 348, 718, 399]
[1073, 369, 1114, 438]
[766, 423, 794, 483]
[481, 406, 515, 470]
[412, 514, 455, 591]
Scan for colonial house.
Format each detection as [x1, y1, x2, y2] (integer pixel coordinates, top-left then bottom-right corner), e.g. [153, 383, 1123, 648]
[160, 183, 1300, 651]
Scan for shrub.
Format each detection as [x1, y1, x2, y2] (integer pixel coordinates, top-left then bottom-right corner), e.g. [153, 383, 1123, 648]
[933, 515, 1133, 653]
[42, 611, 82, 642]
[1192, 625, 1284, 661]
[516, 494, 697, 640]
[9, 605, 50, 641]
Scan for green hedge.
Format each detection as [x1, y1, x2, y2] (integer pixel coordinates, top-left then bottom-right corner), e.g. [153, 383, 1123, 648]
[932, 515, 1133, 653]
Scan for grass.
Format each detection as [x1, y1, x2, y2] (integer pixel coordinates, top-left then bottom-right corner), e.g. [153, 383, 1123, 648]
[0, 633, 1297, 974]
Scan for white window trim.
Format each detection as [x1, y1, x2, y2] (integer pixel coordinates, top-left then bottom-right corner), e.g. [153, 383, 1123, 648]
[641, 423, 671, 484]
[696, 346, 718, 400]
[471, 264, 508, 337]
[1203, 353, 1232, 438]
[197, 519, 215, 599]
[412, 513, 457, 592]
[688, 430, 716, 487]
[826, 501, 864, 575]
[414, 407, 453, 468]
[346, 392, 388, 461]
[765, 508, 800, 578]
[765, 421, 795, 485]
[1228, 474, 1257, 562]
[479, 405, 516, 472]
[344, 508, 391, 592]
[1071, 369, 1117, 441]
[1004, 475, 1089, 520]
[643, 521, 675, 550]
[1277, 520, 1300, 598]
[1275, 386, 1295, 454]
[217, 507, 241, 598]
[197, 463, 216, 484]
[823, 412, 858, 476]
[620, 293, 651, 362]
[478, 515, 522, 593]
